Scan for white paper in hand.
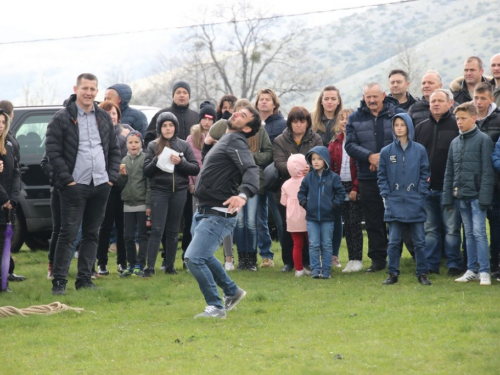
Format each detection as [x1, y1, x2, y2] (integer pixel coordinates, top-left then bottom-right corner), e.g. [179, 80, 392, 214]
[156, 147, 179, 173]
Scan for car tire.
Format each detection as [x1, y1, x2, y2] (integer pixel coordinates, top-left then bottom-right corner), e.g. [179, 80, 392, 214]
[11, 208, 27, 253]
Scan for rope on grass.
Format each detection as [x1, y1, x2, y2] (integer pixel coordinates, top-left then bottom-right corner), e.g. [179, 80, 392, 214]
[0, 302, 84, 318]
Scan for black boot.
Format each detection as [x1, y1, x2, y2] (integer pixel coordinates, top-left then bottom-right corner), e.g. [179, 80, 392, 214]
[52, 278, 67, 295]
[247, 253, 258, 272]
[237, 252, 248, 271]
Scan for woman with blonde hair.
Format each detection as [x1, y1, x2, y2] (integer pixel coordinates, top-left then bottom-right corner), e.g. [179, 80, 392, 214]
[311, 85, 343, 145]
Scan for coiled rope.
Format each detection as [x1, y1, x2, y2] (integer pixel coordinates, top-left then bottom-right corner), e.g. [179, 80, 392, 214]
[0, 302, 84, 318]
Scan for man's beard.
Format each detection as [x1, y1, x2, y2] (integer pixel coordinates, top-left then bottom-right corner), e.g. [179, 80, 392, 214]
[227, 119, 235, 130]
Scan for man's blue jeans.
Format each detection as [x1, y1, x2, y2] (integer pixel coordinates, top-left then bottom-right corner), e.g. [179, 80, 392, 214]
[185, 212, 239, 309]
[307, 220, 333, 278]
[234, 194, 274, 259]
[388, 221, 428, 276]
[457, 198, 490, 274]
[424, 190, 462, 271]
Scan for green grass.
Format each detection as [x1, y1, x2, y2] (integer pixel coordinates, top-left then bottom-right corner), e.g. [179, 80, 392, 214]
[1, 238, 499, 374]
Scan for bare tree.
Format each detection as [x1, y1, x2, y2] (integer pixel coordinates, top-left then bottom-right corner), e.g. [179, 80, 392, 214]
[21, 75, 59, 105]
[135, 0, 322, 109]
[391, 44, 423, 95]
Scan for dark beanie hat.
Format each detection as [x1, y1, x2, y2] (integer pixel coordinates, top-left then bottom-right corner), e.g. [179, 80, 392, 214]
[172, 81, 191, 97]
[156, 112, 179, 135]
[198, 101, 217, 123]
[126, 130, 143, 146]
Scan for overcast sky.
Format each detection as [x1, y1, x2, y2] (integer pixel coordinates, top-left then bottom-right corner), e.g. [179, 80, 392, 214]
[1, 0, 404, 104]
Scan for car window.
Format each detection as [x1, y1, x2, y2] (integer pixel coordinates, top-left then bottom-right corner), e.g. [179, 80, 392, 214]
[15, 114, 52, 156]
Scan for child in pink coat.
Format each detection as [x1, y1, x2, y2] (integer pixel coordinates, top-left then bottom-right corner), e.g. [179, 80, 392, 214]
[281, 154, 310, 277]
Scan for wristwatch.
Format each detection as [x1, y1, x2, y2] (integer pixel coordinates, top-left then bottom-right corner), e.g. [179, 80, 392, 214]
[238, 193, 248, 201]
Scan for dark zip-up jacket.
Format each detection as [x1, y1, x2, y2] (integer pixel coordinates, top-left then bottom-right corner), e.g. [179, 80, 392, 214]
[45, 94, 121, 189]
[264, 112, 287, 145]
[273, 127, 323, 181]
[378, 113, 430, 223]
[144, 102, 199, 145]
[298, 146, 345, 222]
[414, 109, 458, 191]
[443, 126, 494, 208]
[143, 137, 199, 193]
[195, 131, 259, 207]
[108, 84, 148, 136]
[450, 76, 489, 105]
[389, 92, 419, 112]
[345, 96, 405, 180]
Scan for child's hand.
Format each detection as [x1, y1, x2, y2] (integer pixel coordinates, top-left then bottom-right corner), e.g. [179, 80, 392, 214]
[349, 191, 357, 201]
[119, 164, 127, 175]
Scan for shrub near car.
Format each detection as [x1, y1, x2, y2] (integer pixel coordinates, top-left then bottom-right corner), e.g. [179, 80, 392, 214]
[10, 104, 159, 253]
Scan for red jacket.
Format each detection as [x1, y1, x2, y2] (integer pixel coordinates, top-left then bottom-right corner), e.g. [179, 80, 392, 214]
[328, 133, 359, 193]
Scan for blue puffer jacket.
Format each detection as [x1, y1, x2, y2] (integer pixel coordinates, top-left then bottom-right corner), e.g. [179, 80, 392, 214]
[108, 84, 148, 136]
[345, 96, 405, 180]
[378, 113, 430, 223]
[298, 146, 345, 222]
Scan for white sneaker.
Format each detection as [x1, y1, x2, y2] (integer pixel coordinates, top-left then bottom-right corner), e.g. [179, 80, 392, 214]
[342, 260, 354, 273]
[303, 267, 311, 276]
[332, 255, 342, 268]
[295, 270, 305, 277]
[225, 262, 235, 271]
[455, 270, 479, 282]
[479, 272, 491, 286]
[194, 306, 226, 319]
[350, 260, 364, 272]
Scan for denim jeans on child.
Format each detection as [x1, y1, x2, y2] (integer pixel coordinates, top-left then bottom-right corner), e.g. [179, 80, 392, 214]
[423, 190, 462, 272]
[387, 221, 428, 277]
[457, 198, 490, 274]
[307, 220, 334, 277]
[185, 212, 239, 309]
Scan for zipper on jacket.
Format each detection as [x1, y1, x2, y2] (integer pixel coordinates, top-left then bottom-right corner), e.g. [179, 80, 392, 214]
[235, 149, 244, 165]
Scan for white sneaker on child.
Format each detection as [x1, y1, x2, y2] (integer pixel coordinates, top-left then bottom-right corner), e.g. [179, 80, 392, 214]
[455, 270, 479, 282]
[342, 261, 354, 273]
[350, 260, 364, 272]
[479, 272, 491, 285]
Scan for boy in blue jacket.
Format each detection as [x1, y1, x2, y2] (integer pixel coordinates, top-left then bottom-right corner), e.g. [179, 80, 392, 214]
[298, 146, 345, 279]
[378, 113, 431, 285]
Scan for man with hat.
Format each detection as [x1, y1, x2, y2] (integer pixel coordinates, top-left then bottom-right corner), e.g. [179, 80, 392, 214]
[144, 81, 199, 145]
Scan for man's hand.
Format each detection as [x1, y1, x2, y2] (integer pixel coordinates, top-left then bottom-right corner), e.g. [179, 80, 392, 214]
[368, 153, 380, 171]
[108, 182, 113, 186]
[0, 160, 4, 173]
[189, 185, 195, 195]
[204, 133, 217, 145]
[2, 200, 12, 210]
[223, 196, 246, 214]
[67, 182, 77, 186]
[349, 191, 357, 201]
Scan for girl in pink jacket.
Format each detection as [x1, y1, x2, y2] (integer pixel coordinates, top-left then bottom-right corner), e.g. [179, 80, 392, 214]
[281, 154, 310, 277]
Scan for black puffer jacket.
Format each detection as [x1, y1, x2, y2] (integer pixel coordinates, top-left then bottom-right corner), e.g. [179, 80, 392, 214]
[143, 137, 199, 193]
[45, 94, 121, 189]
[144, 102, 199, 145]
[108, 84, 148, 136]
[450, 76, 489, 105]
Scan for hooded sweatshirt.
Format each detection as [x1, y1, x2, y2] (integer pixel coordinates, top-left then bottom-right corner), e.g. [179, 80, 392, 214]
[298, 146, 345, 222]
[108, 84, 148, 136]
[378, 113, 430, 223]
[280, 154, 308, 232]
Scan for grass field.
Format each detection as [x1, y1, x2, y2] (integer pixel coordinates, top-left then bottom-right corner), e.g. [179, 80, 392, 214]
[1, 238, 499, 374]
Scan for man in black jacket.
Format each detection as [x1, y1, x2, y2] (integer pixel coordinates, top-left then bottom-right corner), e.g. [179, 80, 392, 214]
[46, 73, 121, 295]
[450, 56, 488, 105]
[414, 89, 463, 276]
[388, 69, 418, 111]
[144, 81, 199, 145]
[185, 106, 261, 319]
